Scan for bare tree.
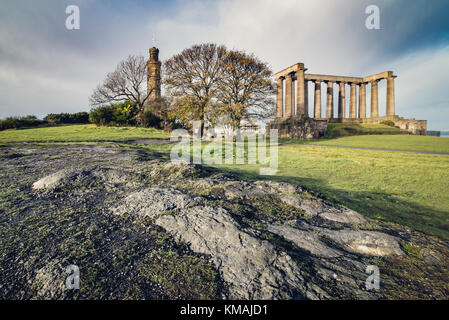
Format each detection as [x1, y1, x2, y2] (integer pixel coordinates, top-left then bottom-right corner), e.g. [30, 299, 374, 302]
[164, 43, 226, 134]
[215, 50, 276, 130]
[89, 55, 153, 118]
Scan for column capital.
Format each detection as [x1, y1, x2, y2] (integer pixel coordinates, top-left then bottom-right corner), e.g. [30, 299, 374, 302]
[296, 63, 307, 71]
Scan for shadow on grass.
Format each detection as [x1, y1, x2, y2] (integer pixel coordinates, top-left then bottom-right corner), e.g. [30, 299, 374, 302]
[133, 147, 171, 161]
[124, 143, 449, 241]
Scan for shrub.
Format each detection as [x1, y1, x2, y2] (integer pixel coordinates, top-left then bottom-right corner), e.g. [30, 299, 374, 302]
[44, 112, 89, 124]
[89, 101, 138, 126]
[139, 110, 162, 128]
[89, 105, 115, 126]
[0, 115, 44, 131]
[380, 120, 396, 127]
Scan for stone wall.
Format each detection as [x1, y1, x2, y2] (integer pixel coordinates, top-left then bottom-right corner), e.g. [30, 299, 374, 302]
[392, 117, 427, 135]
[266, 116, 327, 139]
[328, 115, 427, 135]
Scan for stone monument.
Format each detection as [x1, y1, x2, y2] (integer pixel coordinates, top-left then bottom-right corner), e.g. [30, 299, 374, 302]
[267, 62, 427, 138]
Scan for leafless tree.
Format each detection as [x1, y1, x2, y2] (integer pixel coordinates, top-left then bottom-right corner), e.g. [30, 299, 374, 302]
[164, 43, 227, 134]
[89, 55, 153, 117]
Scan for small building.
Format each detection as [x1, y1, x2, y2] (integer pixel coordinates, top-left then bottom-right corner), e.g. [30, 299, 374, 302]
[239, 119, 260, 134]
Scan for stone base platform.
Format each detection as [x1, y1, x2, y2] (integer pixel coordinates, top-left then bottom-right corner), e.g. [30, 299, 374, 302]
[267, 115, 427, 139]
[266, 116, 327, 139]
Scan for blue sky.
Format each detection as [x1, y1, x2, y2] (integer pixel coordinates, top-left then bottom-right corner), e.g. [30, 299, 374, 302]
[1, 0, 449, 130]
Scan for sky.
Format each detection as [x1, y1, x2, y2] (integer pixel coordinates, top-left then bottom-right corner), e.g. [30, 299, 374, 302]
[0, 0, 449, 130]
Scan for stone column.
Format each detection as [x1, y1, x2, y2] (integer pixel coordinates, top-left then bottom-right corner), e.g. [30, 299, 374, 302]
[349, 83, 357, 118]
[326, 81, 334, 119]
[284, 73, 293, 118]
[358, 83, 366, 118]
[386, 76, 396, 116]
[314, 81, 321, 118]
[338, 82, 345, 119]
[296, 64, 307, 116]
[370, 80, 379, 118]
[304, 80, 309, 116]
[276, 77, 284, 118]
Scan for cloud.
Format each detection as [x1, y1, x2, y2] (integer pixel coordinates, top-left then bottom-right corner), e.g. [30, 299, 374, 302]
[0, 0, 448, 129]
[0, 0, 159, 118]
[388, 44, 449, 130]
[153, 0, 372, 73]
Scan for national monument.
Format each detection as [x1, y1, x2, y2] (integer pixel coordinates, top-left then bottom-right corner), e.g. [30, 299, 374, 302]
[266, 62, 427, 139]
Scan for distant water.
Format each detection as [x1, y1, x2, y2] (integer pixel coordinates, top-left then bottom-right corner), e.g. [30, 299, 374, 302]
[441, 133, 449, 138]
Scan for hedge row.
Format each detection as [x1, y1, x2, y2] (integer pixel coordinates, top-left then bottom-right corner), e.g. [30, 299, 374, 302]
[0, 115, 45, 131]
[44, 112, 89, 124]
[1, 102, 164, 131]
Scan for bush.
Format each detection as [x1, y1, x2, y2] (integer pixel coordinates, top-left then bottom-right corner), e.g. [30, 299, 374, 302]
[44, 112, 89, 124]
[139, 110, 162, 128]
[325, 123, 406, 138]
[0, 115, 44, 131]
[380, 120, 396, 127]
[89, 101, 138, 126]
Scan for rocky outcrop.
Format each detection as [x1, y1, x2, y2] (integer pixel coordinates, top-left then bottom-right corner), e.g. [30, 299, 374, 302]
[104, 169, 407, 298]
[32, 167, 141, 191]
[267, 224, 343, 258]
[316, 229, 404, 257]
[8, 144, 446, 300]
[32, 170, 71, 190]
[155, 206, 320, 299]
[112, 188, 200, 218]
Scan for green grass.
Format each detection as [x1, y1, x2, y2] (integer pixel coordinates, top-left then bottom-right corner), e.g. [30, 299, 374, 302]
[311, 135, 449, 153]
[0, 124, 170, 143]
[325, 123, 406, 138]
[213, 142, 449, 240]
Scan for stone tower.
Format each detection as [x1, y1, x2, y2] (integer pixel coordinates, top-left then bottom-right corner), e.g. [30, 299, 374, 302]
[147, 47, 161, 102]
